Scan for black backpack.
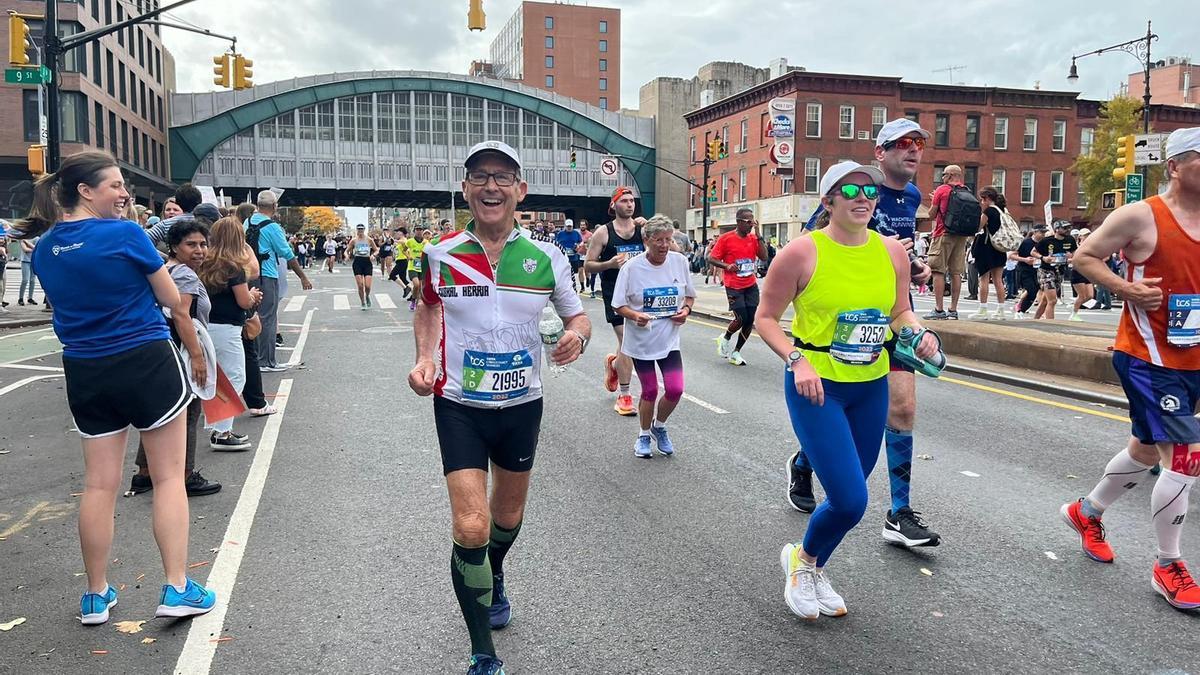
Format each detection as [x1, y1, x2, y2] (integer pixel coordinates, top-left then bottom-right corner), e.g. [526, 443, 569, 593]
[944, 185, 982, 237]
[245, 218, 273, 262]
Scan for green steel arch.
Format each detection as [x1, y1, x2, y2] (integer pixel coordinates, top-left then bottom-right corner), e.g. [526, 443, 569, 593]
[169, 76, 656, 213]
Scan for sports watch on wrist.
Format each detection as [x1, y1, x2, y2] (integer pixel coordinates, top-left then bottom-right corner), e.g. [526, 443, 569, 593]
[787, 350, 804, 368]
[567, 329, 589, 354]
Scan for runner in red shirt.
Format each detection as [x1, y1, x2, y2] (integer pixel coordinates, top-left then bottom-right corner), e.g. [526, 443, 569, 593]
[709, 208, 768, 365]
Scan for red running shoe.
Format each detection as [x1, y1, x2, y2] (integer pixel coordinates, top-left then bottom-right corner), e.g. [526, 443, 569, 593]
[604, 353, 618, 392]
[1153, 560, 1200, 610]
[1060, 499, 1114, 563]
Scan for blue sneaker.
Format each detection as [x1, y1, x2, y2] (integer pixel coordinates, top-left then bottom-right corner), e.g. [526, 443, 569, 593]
[650, 425, 674, 456]
[488, 574, 511, 629]
[80, 585, 118, 625]
[155, 578, 217, 618]
[467, 654, 505, 675]
[634, 434, 653, 458]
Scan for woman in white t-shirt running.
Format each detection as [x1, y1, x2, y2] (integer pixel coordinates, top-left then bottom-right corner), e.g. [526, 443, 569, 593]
[611, 215, 697, 459]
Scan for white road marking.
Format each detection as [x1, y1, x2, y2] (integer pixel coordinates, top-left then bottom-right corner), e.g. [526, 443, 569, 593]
[0, 327, 52, 341]
[333, 295, 350, 311]
[282, 295, 307, 312]
[172, 378, 293, 675]
[281, 309, 314, 368]
[37, 335, 56, 341]
[0, 363, 63, 372]
[682, 393, 729, 414]
[373, 294, 396, 309]
[277, 322, 304, 328]
[0, 374, 63, 397]
[960, 471, 981, 478]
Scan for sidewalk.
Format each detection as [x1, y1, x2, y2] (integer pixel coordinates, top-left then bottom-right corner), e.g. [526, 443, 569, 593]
[0, 261, 52, 329]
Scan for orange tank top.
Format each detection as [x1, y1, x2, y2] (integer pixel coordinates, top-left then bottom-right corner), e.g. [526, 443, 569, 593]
[1115, 195, 1200, 370]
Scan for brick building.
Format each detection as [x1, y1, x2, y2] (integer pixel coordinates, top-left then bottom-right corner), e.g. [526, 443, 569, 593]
[1128, 57, 1200, 107]
[489, 0, 619, 110]
[0, 0, 175, 216]
[684, 70, 1200, 244]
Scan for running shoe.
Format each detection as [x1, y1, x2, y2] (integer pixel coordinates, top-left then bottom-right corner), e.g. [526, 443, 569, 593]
[128, 473, 153, 495]
[260, 364, 291, 373]
[275, 333, 284, 347]
[402, 285, 412, 299]
[650, 425, 675, 456]
[993, 307, 1010, 321]
[409, 300, 416, 311]
[923, 309, 949, 320]
[489, 574, 511, 629]
[604, 353, 619, 392]
[967, 309, 990, 320]
[779, 543, 820, 620]
[814, 568, 847, 617]
[1068, 312, 1084, 322]
[210, 431, 251, 451]
[80, 585, 118, 625]
[155, 577, 216, 618]
[466, 654, 505, 675]
[248, 404, 277, 417]
[716, 335, 732, 358]
[614, 394, 636, 416]
[947, 310, 959, 320]
[634, 434, 653, 458]
[786, 452, 816, 513]
[728, 351, 747, 366]
[1152, 560, 1200, 610]
[361, 301, 367, 311]
[366, 295, 372, 308]
[1013, 312, 1029, 320]
[1060, 498, 1114, 563]
[882, 507, 941, 547]
[185, 470, 221, 497]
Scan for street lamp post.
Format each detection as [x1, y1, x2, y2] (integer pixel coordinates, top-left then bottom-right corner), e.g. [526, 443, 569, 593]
[1067, 20, 1158, 178]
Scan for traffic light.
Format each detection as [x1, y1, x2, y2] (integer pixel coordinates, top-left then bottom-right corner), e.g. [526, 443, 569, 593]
[8, 14, 31, 67]
[233, 53, 253, 90]
[706, 139, 720, 162]
[213, 54, 230, 88]
[468, 0, 486, 31]
[1113, 134, 1136, 182]
[708, 179, 717, 202]
[27, 144, 45, 175]
[718, 140, 728, 159]
[569, 151, 577, 168]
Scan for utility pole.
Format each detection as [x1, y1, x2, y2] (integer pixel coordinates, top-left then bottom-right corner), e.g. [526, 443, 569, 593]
[701, 147, 712, 248]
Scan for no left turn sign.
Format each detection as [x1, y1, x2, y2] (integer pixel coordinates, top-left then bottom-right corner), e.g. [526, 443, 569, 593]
[599, 155, 619, 181]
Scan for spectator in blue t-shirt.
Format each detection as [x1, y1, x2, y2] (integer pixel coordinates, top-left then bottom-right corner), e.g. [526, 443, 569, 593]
[18, 150, 217, 625]
[245, 190, 312, 371]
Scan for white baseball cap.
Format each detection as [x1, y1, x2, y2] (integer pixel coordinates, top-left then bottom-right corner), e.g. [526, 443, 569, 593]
[818, 161, 886, 197]
[875, 118, 931, 148]
[564, 218, 574, 227]
[465, 140, 522, 170]
[1165, 127, 1200, 160]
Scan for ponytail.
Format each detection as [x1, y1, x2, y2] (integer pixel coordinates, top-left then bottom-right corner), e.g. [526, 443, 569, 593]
[14, 150, 119, 239]
[13, 171, 60, 239]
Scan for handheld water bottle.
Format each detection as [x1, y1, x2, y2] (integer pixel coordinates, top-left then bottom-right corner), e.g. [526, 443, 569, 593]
[893, 326, 946, 378]
[539, 305, 567, 375]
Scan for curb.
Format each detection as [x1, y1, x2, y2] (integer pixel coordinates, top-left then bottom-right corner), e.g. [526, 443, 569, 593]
[0, 317, 52, 330]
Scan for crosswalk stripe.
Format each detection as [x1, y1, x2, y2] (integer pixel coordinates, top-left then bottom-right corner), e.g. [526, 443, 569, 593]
[283, 295, 307, 312]
[333, 295, 350, 311]
[374, 294, 396, 309]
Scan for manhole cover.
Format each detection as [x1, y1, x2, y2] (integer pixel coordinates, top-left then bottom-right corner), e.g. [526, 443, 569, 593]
[361, 326, 413, 334]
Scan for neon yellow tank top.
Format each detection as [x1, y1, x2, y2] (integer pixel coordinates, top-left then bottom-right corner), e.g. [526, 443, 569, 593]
[791, 229, 896, 382]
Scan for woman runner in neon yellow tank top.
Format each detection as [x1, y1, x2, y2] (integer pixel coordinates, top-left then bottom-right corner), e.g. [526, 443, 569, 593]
[756, 161, 940, 621]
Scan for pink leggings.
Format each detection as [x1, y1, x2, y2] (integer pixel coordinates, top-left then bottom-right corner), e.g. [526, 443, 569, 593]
[632, 351, 685, 403]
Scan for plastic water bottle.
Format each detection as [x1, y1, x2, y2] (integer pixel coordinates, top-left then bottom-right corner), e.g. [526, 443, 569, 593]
[539, 305, 567, 375]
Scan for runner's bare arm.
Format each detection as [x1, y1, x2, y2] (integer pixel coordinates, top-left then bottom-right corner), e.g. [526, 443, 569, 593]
[1074, 201, 1155, 294]
[409, 300, 442, 396]
[552, 313, 591, 366]
[583, 226, 609, 274]
[755, 238, 814, 362]
[146, 266, 182, 310]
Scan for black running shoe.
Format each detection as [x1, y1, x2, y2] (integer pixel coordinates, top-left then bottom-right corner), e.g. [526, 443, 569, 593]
[128, 473, 153, 494]
[275, 333, 284, 347]
[787, 451, 816, 513]
[210, 431, 252, 451]
[882, 507, 941, 547]
[185, 471, 222, 497]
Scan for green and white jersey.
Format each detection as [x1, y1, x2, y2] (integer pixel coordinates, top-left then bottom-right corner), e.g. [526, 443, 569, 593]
[421, 222, 583, 408]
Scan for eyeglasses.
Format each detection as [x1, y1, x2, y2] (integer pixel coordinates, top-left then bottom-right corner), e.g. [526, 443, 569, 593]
[835, 184, 879, 200]
[466, 170, 520, 187]
[883, 137, 926, 151]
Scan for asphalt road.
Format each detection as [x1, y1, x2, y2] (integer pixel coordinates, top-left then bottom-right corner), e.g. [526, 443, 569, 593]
[1, 265, 1196, 675]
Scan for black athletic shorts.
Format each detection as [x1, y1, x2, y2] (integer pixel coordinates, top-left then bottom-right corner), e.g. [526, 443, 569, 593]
[409, 267, 422, 281]
[726, 285, 760, 314]
[389, 260, 408, 281]
[352, 256, 373, 276]
[63, 340, 193, 439]
[434, 396, 543, 474]
[1071, 269, 1090, 285]
[569, 256, 583, 273]
[601, 283, 622, 326]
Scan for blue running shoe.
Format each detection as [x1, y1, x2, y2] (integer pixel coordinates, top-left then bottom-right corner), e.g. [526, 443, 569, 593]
[79, 585, 118, 625]
[650, 425, 674, 456]
[155, 578, 217, 618]
[467, 654, 505, 675]
[489, 574, 511, 629]
[634, 434, 653, 458]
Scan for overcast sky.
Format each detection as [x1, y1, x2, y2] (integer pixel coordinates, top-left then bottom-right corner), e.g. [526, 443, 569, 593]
[163, 0, 1196, 107]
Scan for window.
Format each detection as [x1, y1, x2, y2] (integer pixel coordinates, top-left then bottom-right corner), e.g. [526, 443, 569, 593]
[91, 42, 101, 86]
[599, 78, 607, 91]
[905, 110, 919, 123]
[992, 168, 1006, 194]
[1077, 178, 1088, 209]
[132, 131, 139, 168]
[721, 124, 729, 148]
[94, 102, 103, 148]
[871, 106, 887, 138]
[994, 117, 1008, 150]
[781, 175, 793, 195]
[803, 158, 820, 193]
[932, 164, 947, 190]
[545, 16, 553, 29]
[599, 40, 608, 53]
[545, 75, 554, 88]
[805, 103, 821, 138]
[21, 90, 39, 142]
[105, 50, 114, 96]
[599, 96, 607, 110]
[545, 56, 553, 68]
[1052, 120, 1066, 152]
[720, 172, 728, 203]
[934, 114, 949, 147]
[545, 36, 553, 49]
[965, 115, 980, 149]
[839, 105, 854, 139]
[599, 58, 607, 71]
[120, 120, 129, 162]
[738, 168, 747, 201]
[1023, 118, 1037, 151]
[1050, 170, 1064, 204]
[690, 136, 696, 161]
[118, 62, 126, 104]
[1021, 170, 1035, 204]
[1080, 127, 1095, 156]
[739, 119, 748, 151]
[108, 111, 116, 155]
[599, 20, 607, 33]
[964, 166, 978, 193]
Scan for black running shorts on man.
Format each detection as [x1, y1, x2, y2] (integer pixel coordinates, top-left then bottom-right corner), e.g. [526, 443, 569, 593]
[434, 396, 543, 474]
[63, 339, 193, 438]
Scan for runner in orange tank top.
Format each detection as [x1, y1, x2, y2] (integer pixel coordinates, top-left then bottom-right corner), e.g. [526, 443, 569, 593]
[1060, 127, 1200, 611]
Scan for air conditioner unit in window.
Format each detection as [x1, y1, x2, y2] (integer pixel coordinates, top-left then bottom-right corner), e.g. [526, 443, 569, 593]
[857, 131, 870, 140]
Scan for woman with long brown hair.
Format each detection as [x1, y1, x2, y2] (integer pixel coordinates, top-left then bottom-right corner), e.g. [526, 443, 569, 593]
[14, 150, 215, 625]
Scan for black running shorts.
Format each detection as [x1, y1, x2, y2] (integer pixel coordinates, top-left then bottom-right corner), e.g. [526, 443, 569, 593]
[433, 396, 543, 474]
[352, 256, 373, 276]
[63, 340, 193, 438]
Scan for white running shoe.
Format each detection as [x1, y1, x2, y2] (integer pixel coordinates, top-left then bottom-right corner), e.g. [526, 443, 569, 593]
[967, 309, 990, 320]
[728, 351, 746, 366]
[1068, 312, 1084, 322]
[814, 568, 848, 617]
[779, 543, 820, 620]
[993, 307, 1010, 321]
[1013, 311, 1029, 320]
[716, 335, 732, 358]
